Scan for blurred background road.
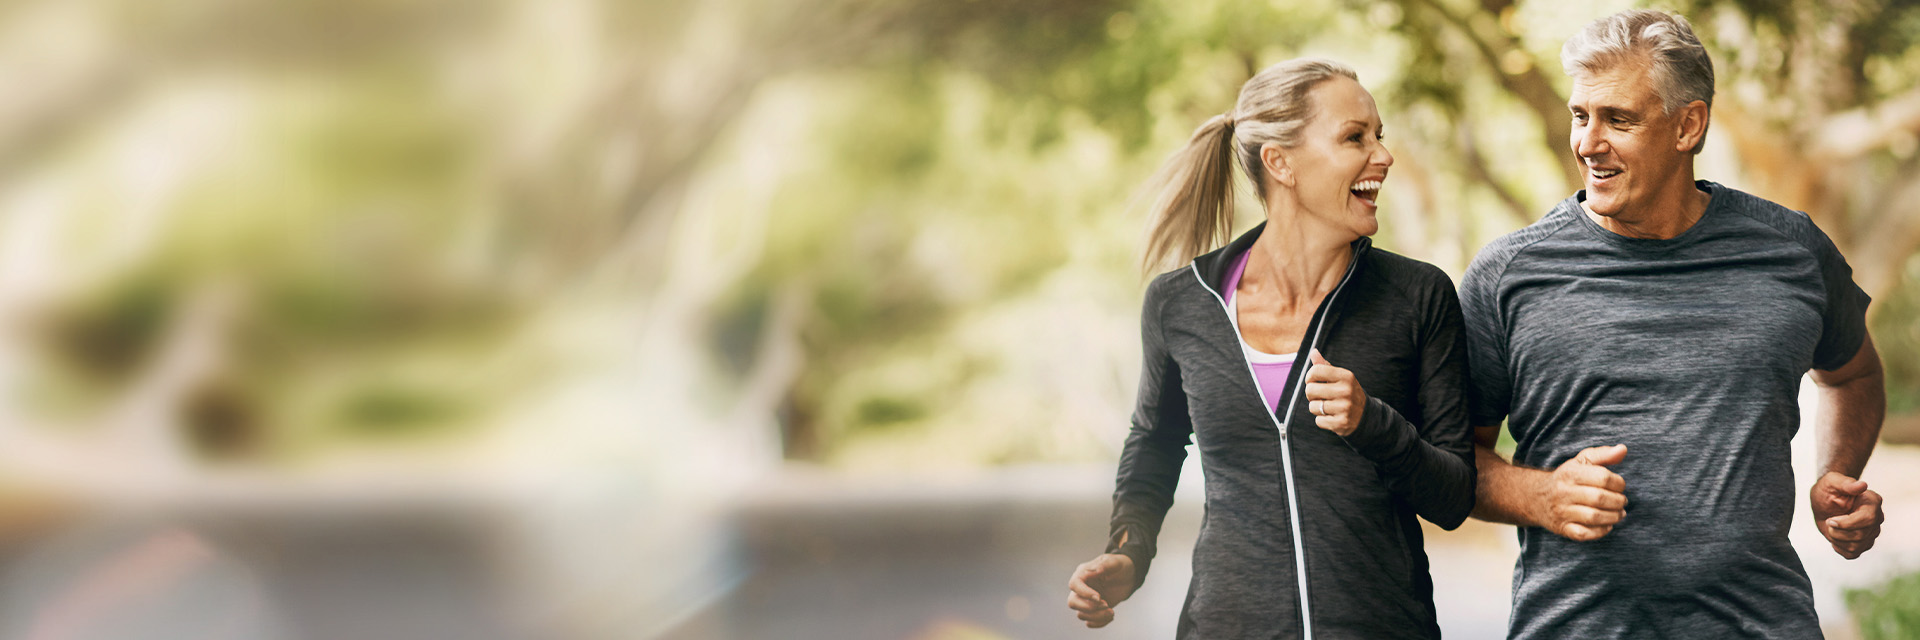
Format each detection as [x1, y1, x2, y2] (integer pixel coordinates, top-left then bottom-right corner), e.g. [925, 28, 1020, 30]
[654, 397, 1920, 640]
[0, 394, 1914, 639]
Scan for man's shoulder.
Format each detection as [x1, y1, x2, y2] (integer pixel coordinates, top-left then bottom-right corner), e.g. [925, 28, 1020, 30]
[1707, 182, 1829, 247]
[1462, 196, 1584, 289]
[1710, 182, 1797, 216]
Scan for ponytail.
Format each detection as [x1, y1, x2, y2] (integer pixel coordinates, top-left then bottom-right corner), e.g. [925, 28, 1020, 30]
[1140, 113, 1238, 275]
[1136, 57, 1357, 276]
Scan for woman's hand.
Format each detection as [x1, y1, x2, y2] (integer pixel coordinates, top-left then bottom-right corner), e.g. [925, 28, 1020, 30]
[1066, 553, 1136, 628]
[1303, 348, 1367, 436]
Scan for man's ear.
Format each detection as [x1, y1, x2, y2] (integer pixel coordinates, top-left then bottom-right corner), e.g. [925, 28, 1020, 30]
[1675, 99, 1710, 153]
[1260, 142, 1293, 188]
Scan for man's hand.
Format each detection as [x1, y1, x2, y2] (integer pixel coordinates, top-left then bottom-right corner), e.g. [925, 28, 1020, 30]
[1304, 349, 1367, 437]
[1066, 554, 1136, 628]
[1811, 471, 1884, 559]
[1536, 444, 1629, 541]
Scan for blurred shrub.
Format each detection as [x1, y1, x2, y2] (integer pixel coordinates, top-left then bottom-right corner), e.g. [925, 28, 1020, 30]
[1875, 256, 1920, 417]
[1847, 570, 1920, 640]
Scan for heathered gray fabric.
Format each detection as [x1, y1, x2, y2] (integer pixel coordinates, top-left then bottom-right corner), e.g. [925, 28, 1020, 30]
[1108, 227, 1477, 639]
[1459, 182, 1869, 639]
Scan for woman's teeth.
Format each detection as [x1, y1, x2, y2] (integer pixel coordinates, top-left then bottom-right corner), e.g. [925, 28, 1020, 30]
[1351, 179, 1382, 201]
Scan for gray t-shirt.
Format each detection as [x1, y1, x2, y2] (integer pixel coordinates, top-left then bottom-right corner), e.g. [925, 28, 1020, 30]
[1459, 181, 1869, 639]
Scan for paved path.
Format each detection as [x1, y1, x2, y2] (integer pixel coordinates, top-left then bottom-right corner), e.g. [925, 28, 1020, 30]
[657, 466, 1515, 640]
[665, 439, 1920, 640]
[0, 382, 1911, 639]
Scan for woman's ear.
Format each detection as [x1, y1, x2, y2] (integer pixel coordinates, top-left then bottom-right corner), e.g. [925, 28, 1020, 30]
[1260, 142, 1293, 189]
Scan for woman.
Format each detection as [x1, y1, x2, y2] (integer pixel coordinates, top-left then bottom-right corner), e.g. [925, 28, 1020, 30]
[1064, 58, 1475, 638]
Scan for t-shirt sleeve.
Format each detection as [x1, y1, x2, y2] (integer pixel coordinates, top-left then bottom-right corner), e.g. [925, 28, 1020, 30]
[1458, 247, 1512, 427]
[1806, 224, 1871, 371]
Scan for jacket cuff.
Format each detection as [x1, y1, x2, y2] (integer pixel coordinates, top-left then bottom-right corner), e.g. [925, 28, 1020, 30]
[1341, 396, 1416, 463]
[1106, 523, 1154, 590]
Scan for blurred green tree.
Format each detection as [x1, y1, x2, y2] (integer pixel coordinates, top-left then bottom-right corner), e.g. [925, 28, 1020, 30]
[2, 0, 1916, 474]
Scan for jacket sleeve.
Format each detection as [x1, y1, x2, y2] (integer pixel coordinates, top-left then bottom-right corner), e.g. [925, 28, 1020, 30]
[1339, 275, 1477, 529]
[1106, 277, 1193, 589]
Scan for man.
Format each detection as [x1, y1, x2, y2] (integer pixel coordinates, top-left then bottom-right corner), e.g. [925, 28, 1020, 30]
[1460, 9, 1887, 639]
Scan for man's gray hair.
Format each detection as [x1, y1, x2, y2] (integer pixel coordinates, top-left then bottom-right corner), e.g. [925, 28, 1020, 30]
[1562, 9, 1715, 153]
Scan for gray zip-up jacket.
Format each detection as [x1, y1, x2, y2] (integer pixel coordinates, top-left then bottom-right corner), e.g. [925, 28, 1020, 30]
[1107, 227, 1476, 639]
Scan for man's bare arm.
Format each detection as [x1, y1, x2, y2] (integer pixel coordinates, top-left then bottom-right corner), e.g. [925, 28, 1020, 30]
[1470, 425, 1629, 541]
[1808, 335, 1886, 559]
[1810, 335, 1884, 478]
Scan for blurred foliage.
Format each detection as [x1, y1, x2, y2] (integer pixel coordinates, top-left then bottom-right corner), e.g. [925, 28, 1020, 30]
[1, 0, 1916, 474]
[1877, 255, 1920, 416]
[692, 0, 1920, 465]
[1847, 569, 1920, 640]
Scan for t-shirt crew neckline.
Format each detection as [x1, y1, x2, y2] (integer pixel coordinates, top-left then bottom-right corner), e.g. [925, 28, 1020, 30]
[1572, 180, 1724, 252]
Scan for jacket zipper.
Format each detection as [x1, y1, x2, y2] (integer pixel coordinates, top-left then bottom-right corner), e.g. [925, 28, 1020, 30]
[1188, 250, 1361, 640]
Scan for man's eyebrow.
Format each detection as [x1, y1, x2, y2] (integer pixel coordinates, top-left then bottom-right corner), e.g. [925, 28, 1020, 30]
[1569, 104, 1641, 117]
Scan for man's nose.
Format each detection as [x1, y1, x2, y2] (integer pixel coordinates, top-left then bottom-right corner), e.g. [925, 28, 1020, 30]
[1575, 122, 1607, 159]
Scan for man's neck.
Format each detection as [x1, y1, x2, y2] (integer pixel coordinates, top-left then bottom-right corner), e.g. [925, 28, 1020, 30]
[1584, 180, 1712, 240]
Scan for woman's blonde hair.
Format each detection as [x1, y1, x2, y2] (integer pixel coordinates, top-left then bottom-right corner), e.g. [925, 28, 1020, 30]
[1140, 57, 1357, 274]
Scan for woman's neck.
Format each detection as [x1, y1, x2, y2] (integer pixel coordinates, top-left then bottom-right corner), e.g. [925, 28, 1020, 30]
[1237, 211, 1352, 306]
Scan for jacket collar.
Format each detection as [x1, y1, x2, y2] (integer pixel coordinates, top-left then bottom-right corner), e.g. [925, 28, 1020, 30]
[1189, 222, 1373, 296]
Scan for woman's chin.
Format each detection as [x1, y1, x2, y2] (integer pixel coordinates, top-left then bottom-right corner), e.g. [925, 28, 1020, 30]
[1353, 218, 1379, 238]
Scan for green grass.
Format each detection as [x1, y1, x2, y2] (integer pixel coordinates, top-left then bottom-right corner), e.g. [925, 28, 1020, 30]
[1848, 570, 1920, 640]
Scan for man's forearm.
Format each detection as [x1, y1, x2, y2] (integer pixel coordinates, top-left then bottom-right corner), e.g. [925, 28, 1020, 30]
[1810, 337, 1886, 479]
[1470, 444, 1547, 527]
[1815, 370, 1884, 479]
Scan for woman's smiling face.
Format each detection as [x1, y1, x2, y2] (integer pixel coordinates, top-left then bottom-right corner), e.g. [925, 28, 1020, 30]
[1273, 76, 1394, 239]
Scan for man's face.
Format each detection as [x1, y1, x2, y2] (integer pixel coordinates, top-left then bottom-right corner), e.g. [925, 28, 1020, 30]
[1566, 61, 1693, 221]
